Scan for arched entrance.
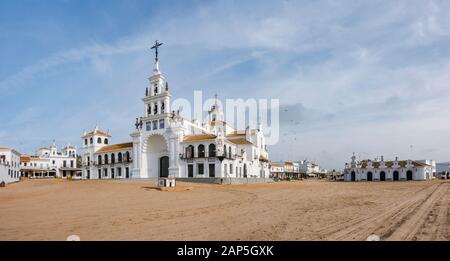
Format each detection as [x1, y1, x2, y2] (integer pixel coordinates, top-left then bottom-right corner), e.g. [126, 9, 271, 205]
[143, 134, 169, 178]
[393, 171, 399, 181]
[406, 170, 413, 181]
[159, 156, 169, 178]
[380, 171, 386, 181]
[367, 172, 373, 181]
[351, 171, 356, 181]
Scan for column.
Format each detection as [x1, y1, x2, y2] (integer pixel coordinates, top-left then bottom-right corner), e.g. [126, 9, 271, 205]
[157, 101, 162, 114]
[165, 97, 170, 113]
[150, 102, 154, 115]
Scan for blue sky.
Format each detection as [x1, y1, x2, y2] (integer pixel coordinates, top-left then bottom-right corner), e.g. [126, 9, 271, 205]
[1, 0, 450, 169]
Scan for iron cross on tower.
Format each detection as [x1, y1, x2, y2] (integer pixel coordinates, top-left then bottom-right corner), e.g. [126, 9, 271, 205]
[151, 40, 163, 62]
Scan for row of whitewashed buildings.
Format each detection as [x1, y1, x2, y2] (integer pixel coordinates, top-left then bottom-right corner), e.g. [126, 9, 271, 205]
[0, 143, 80, 185]
[343, 154, 436, 181]
[269, 160, 327, 179]
[1, 49, 270, 184]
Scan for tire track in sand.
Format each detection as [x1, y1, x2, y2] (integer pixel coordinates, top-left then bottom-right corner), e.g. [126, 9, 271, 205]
[314, 183, 440, 240]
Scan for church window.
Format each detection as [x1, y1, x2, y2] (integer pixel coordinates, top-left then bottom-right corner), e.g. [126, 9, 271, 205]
[98, 155, 102, 165]
[118, 152, 122, 162]
[111, 153, 115, 164]
[186, 145, 194, 158]
[198, 144, 205, 157]
[154, 104, 158, 114]
[126, 151, 131, 162]
[152, 120, 158, 130]
[90, 137, 93, 144]
[154, 84, 158, 95]
[104, 138, 108, 144]
[161, 102, 165, 113]
[198, 163, 204, 175]
[84, 139, 88, 145]
[146, 121, 151, 131]
[97, 137, 102, 144]
[147, 105, 151, 115]
[159, 119, 165, 129]
[208, 144, 216, 157]
[104, 154, 109, 164]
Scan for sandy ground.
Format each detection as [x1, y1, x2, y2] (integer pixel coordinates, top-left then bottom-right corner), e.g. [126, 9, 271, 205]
[0, 179, 449, 241]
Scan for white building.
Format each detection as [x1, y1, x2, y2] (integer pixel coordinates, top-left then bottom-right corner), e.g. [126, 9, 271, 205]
[20, 142, 79, 179]
[269, 161, 304, 180]
[270, 162, 285, 178]
[81, 48, 270, 180]
[0, 146, 21, 184]
[343, 154, 434, 182]
[81, 128, 133, 179]
[299, 160, 321, 177]
[436, 162, 450, 179]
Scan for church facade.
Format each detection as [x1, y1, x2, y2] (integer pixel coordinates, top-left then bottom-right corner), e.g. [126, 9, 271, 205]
[81, 47, 270, 180]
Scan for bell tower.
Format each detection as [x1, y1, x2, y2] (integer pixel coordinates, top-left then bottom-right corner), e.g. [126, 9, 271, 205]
[141, 40, 171, 133]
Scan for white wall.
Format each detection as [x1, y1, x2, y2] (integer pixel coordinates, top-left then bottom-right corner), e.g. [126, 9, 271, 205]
[0, 149, 21, 184]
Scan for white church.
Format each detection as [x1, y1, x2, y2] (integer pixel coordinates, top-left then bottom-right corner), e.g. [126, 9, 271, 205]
[81, 42, 270, 180]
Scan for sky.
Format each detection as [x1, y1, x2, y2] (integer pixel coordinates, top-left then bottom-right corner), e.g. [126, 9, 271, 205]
[1, 0, 450, 170]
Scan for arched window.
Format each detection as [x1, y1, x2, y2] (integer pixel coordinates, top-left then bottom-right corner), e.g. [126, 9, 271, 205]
[98, 155, 102, 165]
[198, 144, 205, 158]
[84, 139, 88, 145]
[154, 104, 158, 114]
[147, 105, 151, 115]
[90, 137, 93, 144]
[186, 145, 194, 158]
[118, 152, 122, 162]
[104, 138, 108, 144]
[104, 154, 109, 164]
[111, 153, 115, 164]
[208, 144, 216, 157]
[97, 137, 102, 144]
[161, 102, 165, 113]
[125, 151, 130, 162]
[228, 147, 232, 158]
[154, 84, 158, 95]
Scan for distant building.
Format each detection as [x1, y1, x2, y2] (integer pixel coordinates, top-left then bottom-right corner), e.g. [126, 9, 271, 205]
[0, 146, 21, 184]
[270, 162, 284, 178]
[299, 160, 322, 177]
[270, 161, 305, 180]
[20, 142, 80, 179]
[344, 154, 434, 182]
[436, 162, 450, 179]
